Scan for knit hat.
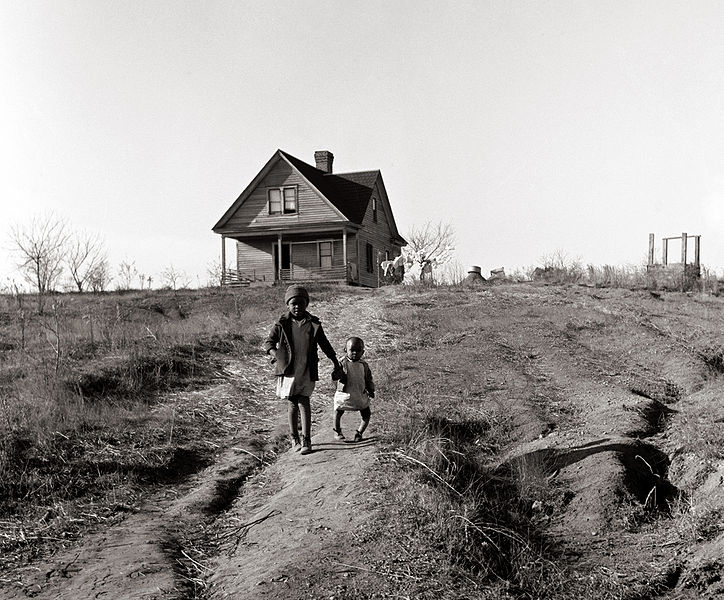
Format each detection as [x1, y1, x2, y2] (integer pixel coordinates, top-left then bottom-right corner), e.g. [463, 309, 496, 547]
[284, 285, 310, 304]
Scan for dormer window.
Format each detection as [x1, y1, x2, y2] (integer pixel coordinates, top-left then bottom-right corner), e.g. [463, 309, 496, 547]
[372, 197, 378, 222]
[268, 187, 297, 215]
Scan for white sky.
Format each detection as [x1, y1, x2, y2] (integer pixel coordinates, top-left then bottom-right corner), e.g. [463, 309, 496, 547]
[2, 0, 724, 288]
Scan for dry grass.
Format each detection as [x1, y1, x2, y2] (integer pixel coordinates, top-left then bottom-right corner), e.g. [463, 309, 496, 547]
[3, 281, 723, 597]
[366, 289, 638, 599]
[0, 286, 288, 572]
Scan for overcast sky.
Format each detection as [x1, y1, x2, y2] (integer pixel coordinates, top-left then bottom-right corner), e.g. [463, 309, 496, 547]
[2, 0, 724, 289]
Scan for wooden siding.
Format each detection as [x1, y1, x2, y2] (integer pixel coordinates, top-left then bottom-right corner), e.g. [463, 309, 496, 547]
[355, 181, 404, 287]
[235, 239, 275, 282]
[223, 159, 345, 231]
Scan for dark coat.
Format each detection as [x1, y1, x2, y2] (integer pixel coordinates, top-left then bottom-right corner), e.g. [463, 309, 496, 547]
[263, 313, 338, 381]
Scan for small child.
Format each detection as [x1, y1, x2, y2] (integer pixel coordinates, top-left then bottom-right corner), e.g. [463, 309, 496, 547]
[264, 285, 340, 455]
[332, 336, 375, 442]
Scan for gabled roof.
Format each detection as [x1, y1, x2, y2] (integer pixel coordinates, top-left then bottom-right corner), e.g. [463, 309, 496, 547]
[278, 150, 378, 224]
[213, 149, 406, 245]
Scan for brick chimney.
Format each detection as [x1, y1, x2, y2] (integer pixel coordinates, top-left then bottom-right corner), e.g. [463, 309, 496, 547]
[314, 150, 334, 174]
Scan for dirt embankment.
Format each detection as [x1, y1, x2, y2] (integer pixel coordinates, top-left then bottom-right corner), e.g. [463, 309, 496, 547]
[3, 285, 724, 599]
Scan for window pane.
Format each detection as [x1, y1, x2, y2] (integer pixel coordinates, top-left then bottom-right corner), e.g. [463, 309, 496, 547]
[283, 188, 296, 212]
[320, 242, 332, 268]
[269, 189, 281, 213]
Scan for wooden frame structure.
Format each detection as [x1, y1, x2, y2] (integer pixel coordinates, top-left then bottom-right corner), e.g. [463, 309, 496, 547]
[647, 232, 701, 291]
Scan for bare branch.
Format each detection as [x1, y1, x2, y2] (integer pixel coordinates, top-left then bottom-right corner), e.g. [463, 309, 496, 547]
[402, 221, 456, 282]
[10, 213, 70, 310]
[66, 230, 107, 292]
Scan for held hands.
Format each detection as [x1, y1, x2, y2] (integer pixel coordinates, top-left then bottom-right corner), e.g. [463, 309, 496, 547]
[268, 349, 277, 365]
[331, 363, 344, 381]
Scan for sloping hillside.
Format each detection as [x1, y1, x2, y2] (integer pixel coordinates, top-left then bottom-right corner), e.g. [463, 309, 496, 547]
[2, 284, 723, 599]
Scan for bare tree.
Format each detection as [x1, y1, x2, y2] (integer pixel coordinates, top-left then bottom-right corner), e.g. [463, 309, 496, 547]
[87, 258, 112, 292]
[438, 259, 466, 285]
[117, 260, 138, 291]
[206, 260, 233, 287]
[206, 261, 223, 288]
[162, 264, 190, 290]
[402, 221, 456, 283]
[66, 230, 108, 292]
[10, 213, 70, 311]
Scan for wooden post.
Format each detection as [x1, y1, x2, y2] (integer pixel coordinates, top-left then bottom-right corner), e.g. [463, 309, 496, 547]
[663, 238, 669, 265]
[342, 230, 348, 282]
[277, 234, 282, 282]
[694, 236, 701, 267]
[681, 232, 688, 265]
[221, 235, 226, 286]
[648, 233, 655, 266]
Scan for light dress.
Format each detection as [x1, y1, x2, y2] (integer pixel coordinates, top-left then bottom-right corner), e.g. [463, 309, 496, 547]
[334, 360, 370, 411]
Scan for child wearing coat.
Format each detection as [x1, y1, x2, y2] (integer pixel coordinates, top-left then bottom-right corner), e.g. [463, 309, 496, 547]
[264, 285, 340, 455]
[332, 336, 375, 442]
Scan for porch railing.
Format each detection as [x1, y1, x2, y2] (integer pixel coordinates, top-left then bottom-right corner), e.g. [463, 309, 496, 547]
[222, 269, 267, 287]
[278, 265, 348, 282]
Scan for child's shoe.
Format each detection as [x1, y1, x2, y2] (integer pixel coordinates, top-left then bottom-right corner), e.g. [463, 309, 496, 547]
[333, 428, 345, 441]
[300, 436, 313, 455]
[353, 431, 363, 443]
[290, 436, 302, 452]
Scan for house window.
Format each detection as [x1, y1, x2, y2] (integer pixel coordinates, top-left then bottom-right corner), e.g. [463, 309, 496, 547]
[319, 241, 332, 269]
[366, 243, 374, 273]
[372, 197, 378, 222]
[283, 187, 296, 213]
[268, 187, 297, 215]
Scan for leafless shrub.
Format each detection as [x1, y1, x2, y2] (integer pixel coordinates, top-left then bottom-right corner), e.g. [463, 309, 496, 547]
[162, 264, 190, 290]
[116, 260, 138, 291]
[10, 213, 70, 312]
[87, 258, 112, 292]
[66, 230, 108, 292]
[586, 263, 648, 288]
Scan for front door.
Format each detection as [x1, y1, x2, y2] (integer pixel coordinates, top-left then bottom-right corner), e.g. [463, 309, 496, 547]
[273, 243, 291, 280]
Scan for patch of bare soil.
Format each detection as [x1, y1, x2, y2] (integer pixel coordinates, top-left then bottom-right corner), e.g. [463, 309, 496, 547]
[2, 284, 723, 599]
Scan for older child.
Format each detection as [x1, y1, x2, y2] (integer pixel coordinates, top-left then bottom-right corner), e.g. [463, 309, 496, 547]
[332, 336, 375, 442]
[264, 285, 340, 455]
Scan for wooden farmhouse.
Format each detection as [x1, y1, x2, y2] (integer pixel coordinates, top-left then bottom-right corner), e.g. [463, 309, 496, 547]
[212, 149, 407, 287]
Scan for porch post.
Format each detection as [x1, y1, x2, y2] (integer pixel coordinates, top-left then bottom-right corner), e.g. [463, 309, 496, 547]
[342, 230, 347, 280]
[277, 234, 282, 281]
[221, 235, 226, 286]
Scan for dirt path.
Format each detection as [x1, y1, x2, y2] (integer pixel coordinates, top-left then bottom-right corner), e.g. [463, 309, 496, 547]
[1, 290, 390, 600]
[207, 432, 378, 599]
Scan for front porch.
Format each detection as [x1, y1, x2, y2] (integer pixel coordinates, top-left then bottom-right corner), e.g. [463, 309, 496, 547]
[220, 227, 360, 287]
